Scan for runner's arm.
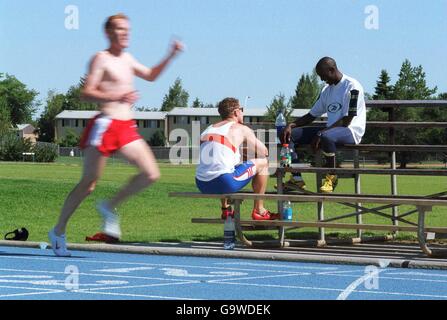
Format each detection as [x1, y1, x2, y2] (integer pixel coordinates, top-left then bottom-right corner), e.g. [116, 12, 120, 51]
[132, 40, 183, 82]
[244, 126, 268, 158]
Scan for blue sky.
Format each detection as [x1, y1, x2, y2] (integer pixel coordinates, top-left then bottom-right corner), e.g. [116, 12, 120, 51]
[1, 0, 446, 118]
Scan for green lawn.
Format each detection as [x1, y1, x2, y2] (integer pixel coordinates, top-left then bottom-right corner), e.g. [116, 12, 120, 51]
[0, 159, 445, 244]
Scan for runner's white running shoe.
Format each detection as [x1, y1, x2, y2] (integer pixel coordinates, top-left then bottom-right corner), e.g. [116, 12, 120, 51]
[48, 229, 71, 257]
[97, 201, 122, 239]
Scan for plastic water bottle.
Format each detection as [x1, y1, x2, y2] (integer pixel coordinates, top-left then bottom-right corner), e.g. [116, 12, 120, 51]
[223, 216, 236, 250]
[275, 109, 287, 144]
[282, 201, 293, 221]
[280, 144, 292, 167]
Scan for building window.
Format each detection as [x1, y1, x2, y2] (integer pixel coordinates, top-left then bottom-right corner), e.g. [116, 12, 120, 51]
[173, 116, 177, 124]
[82, 120, 87, 127]
[157, 120, 161, 128]
[178, 116, 188, 125]
[75, 119, 79, 127]
[62, 119, 65, 127]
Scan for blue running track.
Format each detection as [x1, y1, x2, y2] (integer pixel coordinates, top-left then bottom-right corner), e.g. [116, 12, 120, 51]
[1, 245, 447, 300]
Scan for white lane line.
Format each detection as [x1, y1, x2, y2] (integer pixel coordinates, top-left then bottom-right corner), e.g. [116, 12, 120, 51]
[0, 290, 66, 298]
[92, 267, 154, 273]
[0, 285, 62, 292]
[160, 268, 247, 278]
[0, 268, 193, 283]
[317, 270, 364, 275]
[0, 275, 52, 279]
[0, 255, 307, 274]
[214, 262, 338, 271]
[208, 273, 309, 283]
[317, 273, 447, 284]
[76, 280, 200, 292]
[386, 271, 447, 277]
[77, 290, 199, 300]
[210, 281, 447, 299]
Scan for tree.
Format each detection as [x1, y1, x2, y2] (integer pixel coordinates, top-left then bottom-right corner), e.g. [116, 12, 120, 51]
[160, 78, 189, 111]
[58, 129, 80, 147]
[373, 70, 394, 100]
[0, 95, 11, 134]
[37, 78, 96, 143]
[63, 78, 97, 111]
[290, 70, 322, 109]
[0, 73, 39, 126]
[364, 60, 439, 168]
[264, 93, 293, 122]
[393, 60, 437, 100]
[191, 97, 204, 108]
[135, 106, 159, 111]
[37, 90, 66, 142]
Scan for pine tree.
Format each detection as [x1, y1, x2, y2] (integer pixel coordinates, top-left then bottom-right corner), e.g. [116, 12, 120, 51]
[290, 70, 322, 109]
[373, 70, 394, 100]
[160, 78, 189, 111]
[264, 93, 293, 122]
[191, 97, 204, 108]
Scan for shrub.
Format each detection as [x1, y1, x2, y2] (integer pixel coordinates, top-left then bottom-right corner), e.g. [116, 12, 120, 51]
[150, 130, 166, 147]
[32, 142, 58, 163]
[0, 133, 33, 161]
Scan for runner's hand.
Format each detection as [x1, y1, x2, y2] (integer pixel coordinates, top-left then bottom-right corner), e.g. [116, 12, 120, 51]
[170, 40, 184, 56]
[120, 91, 139, 105]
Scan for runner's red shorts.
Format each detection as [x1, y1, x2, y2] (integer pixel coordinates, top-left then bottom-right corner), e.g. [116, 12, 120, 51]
[79, 115, 142, 157]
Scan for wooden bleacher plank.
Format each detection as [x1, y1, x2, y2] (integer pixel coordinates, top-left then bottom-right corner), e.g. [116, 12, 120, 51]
[341, 144, 447, 152]
[282, 167, 447, 176]
[190, 218, 447, 234]
[170, 192, 447, 207]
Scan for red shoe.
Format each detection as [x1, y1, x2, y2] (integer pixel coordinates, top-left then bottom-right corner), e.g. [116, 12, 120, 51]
[85, 232, 119, 244]
[221, 206, 234, 220]
[251, 209, 280, 221]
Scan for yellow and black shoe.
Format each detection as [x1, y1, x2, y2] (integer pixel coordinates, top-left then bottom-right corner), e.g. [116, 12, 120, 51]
[320, 174, 338, 193]
[274, 178, 307, 192]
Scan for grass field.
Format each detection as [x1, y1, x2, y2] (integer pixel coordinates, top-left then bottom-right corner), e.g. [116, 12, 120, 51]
[0, 158, 446, 244]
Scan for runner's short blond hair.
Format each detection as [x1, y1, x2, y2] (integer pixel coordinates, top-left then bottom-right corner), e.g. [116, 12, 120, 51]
[104, 13, 129, 31]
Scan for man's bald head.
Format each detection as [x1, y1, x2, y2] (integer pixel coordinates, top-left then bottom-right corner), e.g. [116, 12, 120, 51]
[315, 57, 342, 85]
[316, 57, 338, 72]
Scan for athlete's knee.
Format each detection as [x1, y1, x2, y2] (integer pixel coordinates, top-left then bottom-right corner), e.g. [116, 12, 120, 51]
[86, 181, 97, 194]
[78, 177, 98, 194]
[257, 158, 268, 169]
[320, 131, 335, 143]
[142, 170, 160, 185]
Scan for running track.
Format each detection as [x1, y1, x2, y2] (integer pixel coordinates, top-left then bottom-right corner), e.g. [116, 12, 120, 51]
[1, 245, 447, 300]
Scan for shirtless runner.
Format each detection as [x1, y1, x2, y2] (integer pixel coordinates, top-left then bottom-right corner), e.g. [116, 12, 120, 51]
[48, 13, 183, 256]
